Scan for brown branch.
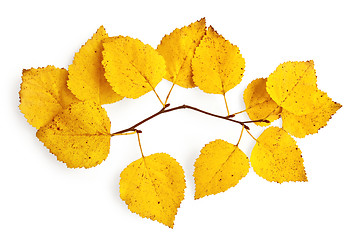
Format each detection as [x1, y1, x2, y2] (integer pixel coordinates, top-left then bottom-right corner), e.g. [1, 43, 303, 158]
[162, 105, 251, 129]
[111, 104, 170, 136]
[111, 104, 269, 136]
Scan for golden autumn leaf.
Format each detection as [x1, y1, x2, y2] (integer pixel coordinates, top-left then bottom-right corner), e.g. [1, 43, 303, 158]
[36, 101, 111, 168]
[192, 26, 245, 94]
[102, 36, 166, 99]
[19, 66, 79, 129]
[243, 78, 282, 126]
[119, 153, 185, 228]
[250, 127, 307, 183]
[266, 60, 323, 115]
[68, 26, 123, 105]
[281, 90, 342, 138]
[193, 139, 249, 199]
[157, 18, 206, 88]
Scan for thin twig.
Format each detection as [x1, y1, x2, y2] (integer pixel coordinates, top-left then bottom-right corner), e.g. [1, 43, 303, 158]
[162, 105, 250, 130]
[111, 104, 170, 135]
[111, 104, 266, 136]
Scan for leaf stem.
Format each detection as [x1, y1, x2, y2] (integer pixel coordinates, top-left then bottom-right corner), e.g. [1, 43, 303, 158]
[245, 128, 258, 142]
[242, 119, 270, 124]
[235, 126, 244, 146]
[164, 82, 176, 105]
[223, 93, 230, 116]
[136, 130, 145, 158]
[111, 130, 137, 137]
[152, 88, 165, 107]
[228, 109, 247, 118]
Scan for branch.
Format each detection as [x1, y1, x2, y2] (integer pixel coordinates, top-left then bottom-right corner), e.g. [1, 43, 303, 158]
[111, 104, 269, 136]
[111, 104, 170, 136]
[162, 105, 250, 129]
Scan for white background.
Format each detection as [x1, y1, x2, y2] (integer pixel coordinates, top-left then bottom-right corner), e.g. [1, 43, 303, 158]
[1, 0, 360, 239]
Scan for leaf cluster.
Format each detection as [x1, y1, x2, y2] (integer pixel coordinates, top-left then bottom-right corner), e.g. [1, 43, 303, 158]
[19, 18, 341, 228]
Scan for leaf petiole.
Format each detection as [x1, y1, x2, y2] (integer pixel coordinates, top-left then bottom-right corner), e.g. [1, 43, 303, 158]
[235, 126, 245, 146]
[245, 128, 258, 142]
[228, 109, 247, 118]
[164, 82, 176, 105]
[111, 130, 138, 137]
[152, 88, 165, 107]
[223, 93, 230, 116]
[136, 130, 145, 158]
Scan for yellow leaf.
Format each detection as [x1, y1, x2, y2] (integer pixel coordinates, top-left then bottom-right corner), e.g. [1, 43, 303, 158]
[157, 18, 206, 88]
[19, 66, 79, 129]
[194, 139, 249, 199]
[243, 78, 282, 126]
[250, 127, 307, 183]
[266, 60, 323, 115]
[36, 101, 111, 168]
[119, 153, 185, 228]
[68, 26, 123, 105]
[282, 90, 342, 138]
[192, 26, 245, 94]
[102, 36, 166, 99]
